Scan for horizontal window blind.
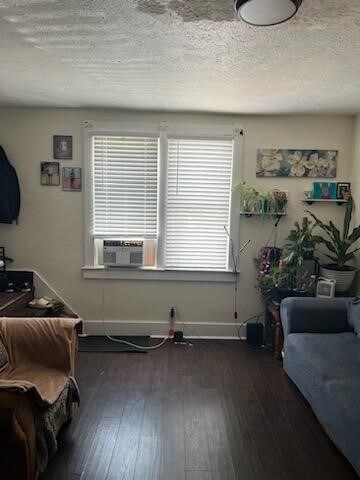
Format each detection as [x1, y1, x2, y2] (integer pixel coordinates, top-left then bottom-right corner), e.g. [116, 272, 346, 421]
[165, 138, 233, 270]
[93, 136, 158, 237]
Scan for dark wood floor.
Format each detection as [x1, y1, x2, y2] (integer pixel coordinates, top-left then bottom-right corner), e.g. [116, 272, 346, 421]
[41, 340, 358, 480]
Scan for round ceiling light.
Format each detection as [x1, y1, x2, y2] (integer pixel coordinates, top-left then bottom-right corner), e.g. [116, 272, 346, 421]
[234, 0, 302, 26]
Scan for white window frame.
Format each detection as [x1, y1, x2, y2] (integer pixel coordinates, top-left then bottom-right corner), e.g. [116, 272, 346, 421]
[82, 120, 243, 282]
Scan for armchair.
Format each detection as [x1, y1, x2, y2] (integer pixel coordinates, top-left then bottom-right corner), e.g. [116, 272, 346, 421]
[0, 317, 80, 480]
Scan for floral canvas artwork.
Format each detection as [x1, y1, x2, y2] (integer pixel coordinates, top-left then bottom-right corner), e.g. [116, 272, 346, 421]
[256, 149, 337, 178]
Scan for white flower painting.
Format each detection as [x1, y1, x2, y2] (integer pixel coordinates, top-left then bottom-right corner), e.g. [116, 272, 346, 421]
[256, 149, 337, 178]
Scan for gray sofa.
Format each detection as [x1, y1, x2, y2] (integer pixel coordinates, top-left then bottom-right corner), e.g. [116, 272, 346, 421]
[280, 297, 360, 475]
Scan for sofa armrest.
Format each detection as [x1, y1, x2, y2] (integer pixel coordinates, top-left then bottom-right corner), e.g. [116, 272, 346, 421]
[280, 297, 352, 335]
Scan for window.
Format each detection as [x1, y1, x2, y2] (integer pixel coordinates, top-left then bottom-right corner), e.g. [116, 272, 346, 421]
[165, 138, 233, 270]
[93, 135, 158, 238]
[84, 121, 241, 278]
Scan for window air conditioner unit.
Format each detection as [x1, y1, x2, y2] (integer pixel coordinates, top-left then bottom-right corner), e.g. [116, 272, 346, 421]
[103, 240, 144, 267]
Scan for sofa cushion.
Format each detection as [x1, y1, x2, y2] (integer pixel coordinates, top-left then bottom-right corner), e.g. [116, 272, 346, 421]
[284, 332, 360, 403]
[283, 332, 360, 474]
[0, 340, 7, 369]
[348, 296, 360, 337]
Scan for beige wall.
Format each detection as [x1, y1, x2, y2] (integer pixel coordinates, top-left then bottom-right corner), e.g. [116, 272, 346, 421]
[0, 108, 355, 336]
[350, 115, 360, 288]
[351, 115, 360, 225]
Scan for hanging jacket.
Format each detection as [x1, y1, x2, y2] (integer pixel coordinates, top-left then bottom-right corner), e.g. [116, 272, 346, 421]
[0, 146, 20, 224]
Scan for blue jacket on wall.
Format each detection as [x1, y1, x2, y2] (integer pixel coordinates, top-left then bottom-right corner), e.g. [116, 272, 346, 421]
[0, 146, 20, 224]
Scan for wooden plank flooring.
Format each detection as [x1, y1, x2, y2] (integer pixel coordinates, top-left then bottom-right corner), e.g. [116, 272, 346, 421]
[41, 341, 358, 480]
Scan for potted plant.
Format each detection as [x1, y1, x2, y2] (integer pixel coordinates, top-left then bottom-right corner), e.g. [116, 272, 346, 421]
[281, 217, 318, 293]
[234, 181, 261, 213]
[283, 217, 317, 264]
[255, 218, 318, 302]
[235, 182, 287, 216]
[259, 191, 274, 214]
[271, 189, 288, 213]
[257, 261, 313, 303]
[257, 263, 290, 302]
[307, 196, 360, 293]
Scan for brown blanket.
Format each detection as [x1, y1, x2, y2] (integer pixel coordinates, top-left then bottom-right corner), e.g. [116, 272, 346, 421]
[0, 317, 80, 405]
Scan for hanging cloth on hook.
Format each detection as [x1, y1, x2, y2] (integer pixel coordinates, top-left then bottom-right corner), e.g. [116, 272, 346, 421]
[0, 146, 20, 224]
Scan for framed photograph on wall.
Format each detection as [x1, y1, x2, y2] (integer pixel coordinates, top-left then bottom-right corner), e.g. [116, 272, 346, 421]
[336, 182, 351, 200]
[53, 135, 72, 159]
[41, 162, 60, 186]
[313, 182, 337, 200]
[62, 167, 81, 191]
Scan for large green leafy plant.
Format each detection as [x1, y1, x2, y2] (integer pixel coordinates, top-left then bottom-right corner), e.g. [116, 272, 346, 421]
[307, 196, 360, 269]
[281, 217, 318, 291]
[283, 217, 317, 267]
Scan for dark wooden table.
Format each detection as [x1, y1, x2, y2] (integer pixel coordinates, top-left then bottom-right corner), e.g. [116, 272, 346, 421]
[264, 301, 283, 360]
[0, 290, 35, 316]
[0, 290, 53, 317]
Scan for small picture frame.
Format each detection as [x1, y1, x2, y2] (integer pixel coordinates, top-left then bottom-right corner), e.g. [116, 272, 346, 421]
[53, 135, 72, 159]
[41, 162, 60, 186]
[313, 182, 337, 200]
[336, 182, 351, 200]
[62, 167, 81, 191]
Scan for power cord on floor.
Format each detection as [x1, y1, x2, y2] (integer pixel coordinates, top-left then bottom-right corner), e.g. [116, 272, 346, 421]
[100, 267, 168, 351]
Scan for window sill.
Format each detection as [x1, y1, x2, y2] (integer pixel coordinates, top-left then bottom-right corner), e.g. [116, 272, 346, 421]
[82, 266, 235, 283]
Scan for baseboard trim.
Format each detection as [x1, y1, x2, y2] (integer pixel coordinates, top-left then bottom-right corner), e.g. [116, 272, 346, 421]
[83, 319, 247, 339]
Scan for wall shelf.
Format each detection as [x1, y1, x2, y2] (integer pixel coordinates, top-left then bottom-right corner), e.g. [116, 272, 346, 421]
[240, 212, 286, 218]
[302, 199, 348, 206]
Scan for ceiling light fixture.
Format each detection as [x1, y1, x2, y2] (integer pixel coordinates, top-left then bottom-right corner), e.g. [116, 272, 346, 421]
[234, 0, 302, 26]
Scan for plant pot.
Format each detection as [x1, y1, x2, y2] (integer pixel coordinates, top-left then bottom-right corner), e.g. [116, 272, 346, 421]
[302, 250, 315, 260]
[319, 264, 357, 293]
[266, 288, 308, 303]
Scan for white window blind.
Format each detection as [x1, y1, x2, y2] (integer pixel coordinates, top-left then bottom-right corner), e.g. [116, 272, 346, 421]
[93, 135, 158, 237]
[165, 138, 233, 270]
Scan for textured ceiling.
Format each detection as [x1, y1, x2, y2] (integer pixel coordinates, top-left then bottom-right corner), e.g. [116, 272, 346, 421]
[0, 0, 360, 114]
